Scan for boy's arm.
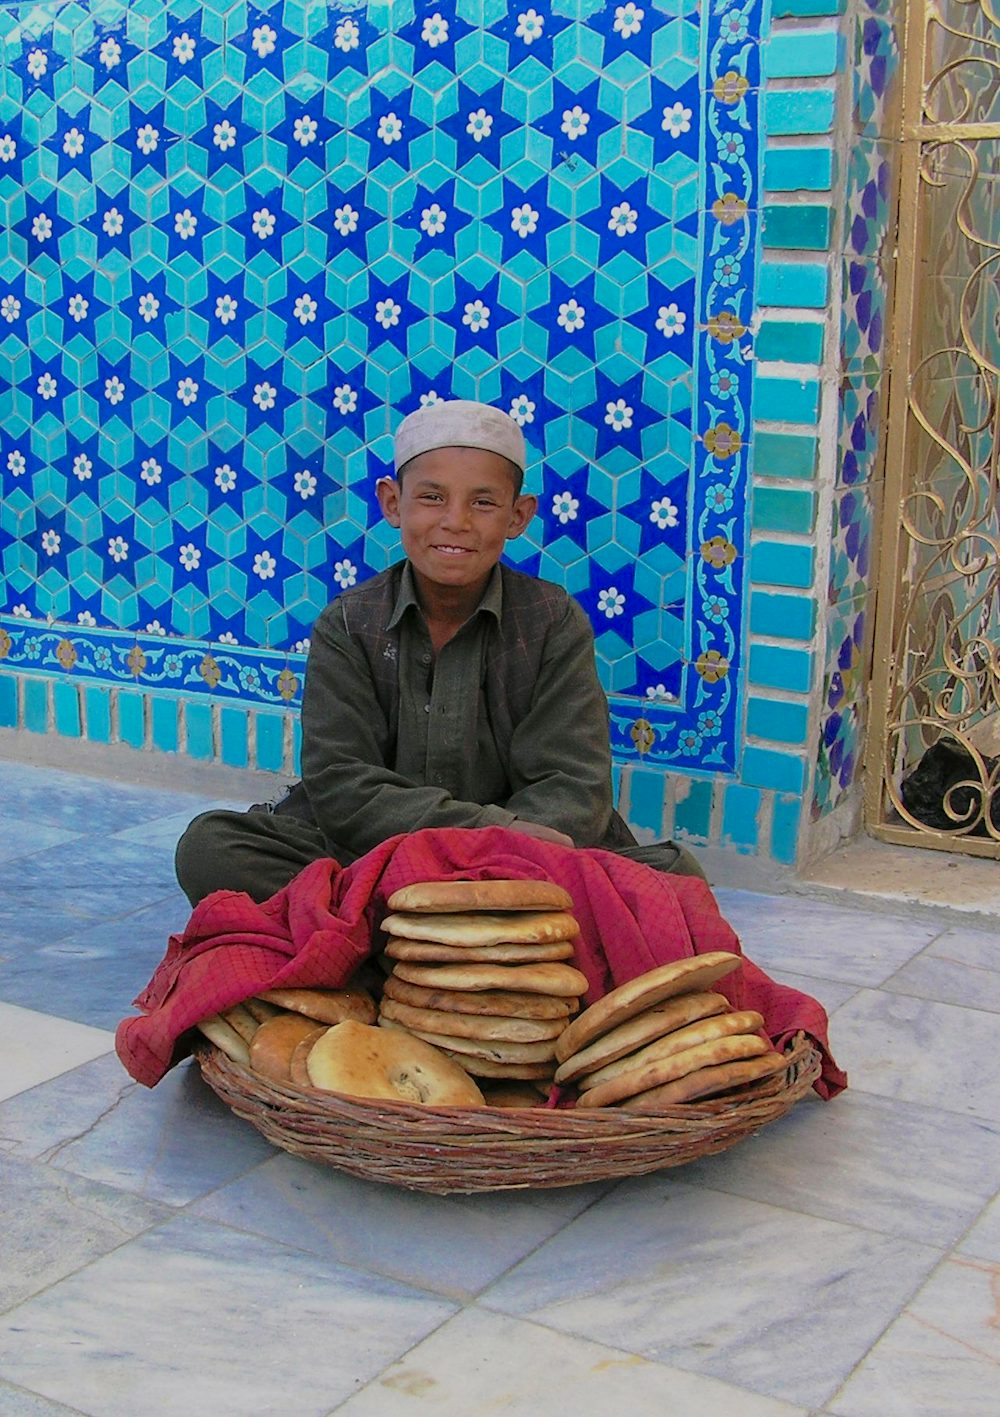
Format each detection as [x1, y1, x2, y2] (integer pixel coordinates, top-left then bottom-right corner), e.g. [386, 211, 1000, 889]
[299, 603, 517, 855]
[502, 596, 616, 846]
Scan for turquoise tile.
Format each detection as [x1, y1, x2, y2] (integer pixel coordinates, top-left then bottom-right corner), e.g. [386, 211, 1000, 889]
[255, 711, 286, 773]
[23, 677, 47, 735]
[771, 795, 802, 864]
[84, 685, 112, 744]
[185, 701, 214, 761]
[673, 776, 714, 844]
[118, 690, 145, 749]
[764, 89, 836, 136]
[627, 765, 666, 837]
[53, 680, 82, 738]
[752, 486, 817, 535]
[750, 591, 817, 640]
[0, 673, 16, 728]
[758, 260, 829, 307]
[755, 320, 825, 364]
[721, 784, 762, 853]
[611, 760, 623, 809]
[762, 204, 832, 250]
[772, 0, 845, 15]
[762, 32, 842, 78]
[749, 643, 814, 693]
[750, 540, 815, 589]
[756, 376, 821, 423]
[754, 430, 818, 478]
[220, 706, 249, 769]
[764, 147, 834, 192]
[151, 695, 180, 753]
[746, 696, 809, 744]
[293, 716, 302, 777]
[742, 744, 807, 795]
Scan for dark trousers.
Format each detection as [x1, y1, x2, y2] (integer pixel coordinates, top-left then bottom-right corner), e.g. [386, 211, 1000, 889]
[174, 804, 707, 907]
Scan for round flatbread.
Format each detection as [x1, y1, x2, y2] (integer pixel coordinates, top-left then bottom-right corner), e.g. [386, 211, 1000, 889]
[387, 879, 573, 914]
[388, 1027, 558, 1065]
[289, 1026, 327, 1087]
[553, 992, 730, 1085]
[249, 1013, 328, 1084]
[256, 987, 376, 1026]
[382, 974, 574, 1020]
[381, 911, 580, 946]
[384, 937, 577, 964]
[577, 1010, 766, 1091]
[554, 953, 742, 1062]
[378, 1019, 554, 1078]
[392, 960, 588, 997]
[624, 1051, 788, 1109]
[307, 1019, 484, 1106]
[575, 1034, 771, 1109]
[379, 998, 567, 1043]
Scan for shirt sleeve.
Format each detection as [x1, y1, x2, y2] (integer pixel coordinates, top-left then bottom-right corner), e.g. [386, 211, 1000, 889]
[299, 601, 516, 856]
[502, 595, 615, 846]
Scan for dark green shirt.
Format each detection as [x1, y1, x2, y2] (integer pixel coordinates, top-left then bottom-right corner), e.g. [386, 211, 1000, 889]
[300, 561, 617, 856]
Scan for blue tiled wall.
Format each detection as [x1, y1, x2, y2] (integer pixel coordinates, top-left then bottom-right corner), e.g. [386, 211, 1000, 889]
[0, 0, 870, 864]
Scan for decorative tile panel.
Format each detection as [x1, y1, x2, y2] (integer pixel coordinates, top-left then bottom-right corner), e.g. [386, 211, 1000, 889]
[0, 0, 766, 774]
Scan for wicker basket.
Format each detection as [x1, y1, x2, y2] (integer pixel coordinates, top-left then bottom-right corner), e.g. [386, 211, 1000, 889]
[196, 1031, 821, 1194]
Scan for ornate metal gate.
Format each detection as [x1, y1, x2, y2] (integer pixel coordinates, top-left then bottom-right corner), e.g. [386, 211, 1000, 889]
[866, 0, 1000, 853]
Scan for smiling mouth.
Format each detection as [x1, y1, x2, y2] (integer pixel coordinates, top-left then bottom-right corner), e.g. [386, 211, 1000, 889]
[433, 545, 475, 555]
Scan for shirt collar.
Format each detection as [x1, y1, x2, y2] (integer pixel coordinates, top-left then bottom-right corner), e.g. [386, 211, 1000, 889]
[386, 560, 504, 630]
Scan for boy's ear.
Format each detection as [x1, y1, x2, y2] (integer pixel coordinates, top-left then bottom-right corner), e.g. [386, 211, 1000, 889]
[376, 476, 401, 527]
[506, 492, 537, 539]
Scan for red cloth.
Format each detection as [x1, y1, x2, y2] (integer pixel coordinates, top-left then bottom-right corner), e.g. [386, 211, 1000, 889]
[116, 826, 847, 1099]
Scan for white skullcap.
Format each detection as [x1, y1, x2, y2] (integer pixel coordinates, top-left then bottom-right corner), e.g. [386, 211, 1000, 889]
[393, 399, 526, 474]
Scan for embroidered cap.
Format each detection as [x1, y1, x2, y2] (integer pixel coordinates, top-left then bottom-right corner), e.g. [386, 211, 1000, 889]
[393, 399, 526, 474]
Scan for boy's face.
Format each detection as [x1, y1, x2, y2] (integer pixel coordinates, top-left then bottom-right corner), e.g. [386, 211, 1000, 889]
[377, 446, 536, 601]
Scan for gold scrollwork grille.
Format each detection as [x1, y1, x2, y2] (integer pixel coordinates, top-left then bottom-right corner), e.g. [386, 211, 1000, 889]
[866, 0, 1000, 853]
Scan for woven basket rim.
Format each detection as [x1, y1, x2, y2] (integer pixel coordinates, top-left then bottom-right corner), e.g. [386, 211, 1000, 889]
[196, 1031, 821, 1130]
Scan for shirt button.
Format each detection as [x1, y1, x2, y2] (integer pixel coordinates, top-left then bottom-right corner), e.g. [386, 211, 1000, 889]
[421, 651, 431, 664]
[424, 702, 431, 713]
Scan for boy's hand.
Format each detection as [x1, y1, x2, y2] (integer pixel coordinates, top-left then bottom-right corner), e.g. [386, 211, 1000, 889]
[508, 819, 575, 848]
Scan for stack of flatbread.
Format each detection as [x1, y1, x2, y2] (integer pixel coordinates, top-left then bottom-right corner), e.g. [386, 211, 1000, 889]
[196, 986, 379, 1086]
[553, 952, 788, 1109]
[376, 878, 588, 1097]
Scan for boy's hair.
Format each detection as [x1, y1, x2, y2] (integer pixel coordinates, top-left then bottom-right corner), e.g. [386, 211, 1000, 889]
[396, 450, 524, 499]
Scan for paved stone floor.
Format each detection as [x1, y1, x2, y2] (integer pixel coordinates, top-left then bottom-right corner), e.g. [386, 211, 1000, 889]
[1, 755, 998, 1416]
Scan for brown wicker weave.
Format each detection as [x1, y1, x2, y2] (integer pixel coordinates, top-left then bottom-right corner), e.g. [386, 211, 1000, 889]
[196, 1031, 821, 1194]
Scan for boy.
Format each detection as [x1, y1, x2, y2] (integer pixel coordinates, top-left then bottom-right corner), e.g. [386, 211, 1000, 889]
[175, 399, 703, 904]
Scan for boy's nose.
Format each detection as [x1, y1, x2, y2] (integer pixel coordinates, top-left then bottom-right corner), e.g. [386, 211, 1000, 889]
[440, 501, 472, 530]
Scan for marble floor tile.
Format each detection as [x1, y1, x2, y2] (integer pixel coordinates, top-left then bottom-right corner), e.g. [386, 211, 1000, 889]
[676, 1088, 1000, 1249]
[192, 1151, 610, 1300]
[0, 761, 213, 833]
[827, 1254, 1000, 1417]
[958, 1192, 1000, 1262]
[480, 1175, 942, 1409]
[0, 1054, 274, 1204]
[828, 988, 1000, 1121]
[0, 814, 83, 865]
[0, 1214, 456, 1417]
[337, 1306, 809, 1417]
[109, 801, 252, 851]
[0, 1003, 114, 1102]
[715, 889, 940, 986]
[882, 923, 1000, 1013]
[0, 1152, 168, 1312]
[0, 894, 187, 1030]
[0, 1384, 84, 1416]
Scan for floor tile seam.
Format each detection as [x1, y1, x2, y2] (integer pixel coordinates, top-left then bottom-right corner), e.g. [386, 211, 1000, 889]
[467, 1299, 825, 1410]
[320, 1304, 469, 1415]
[876, 974, 1000, 1015]
[831, 1073, 1000, 1127]
[816, 1243, 971, 1415]
[166, 1202, 472, 1306]
[0, 1377, 89, 1416]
